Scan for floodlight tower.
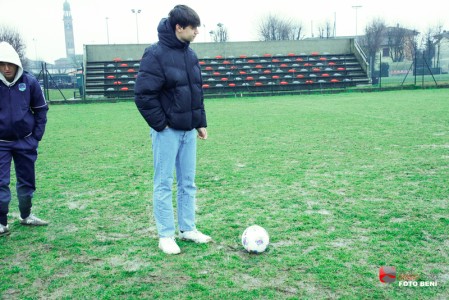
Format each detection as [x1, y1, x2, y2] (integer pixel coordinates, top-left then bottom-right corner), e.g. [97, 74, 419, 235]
[105, 17, 110, 44]
[131, 9, 141, 43]
[352, 5, 362, 36]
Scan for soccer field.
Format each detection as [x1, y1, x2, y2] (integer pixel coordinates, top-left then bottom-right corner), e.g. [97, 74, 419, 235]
[1, 89, 448, 299]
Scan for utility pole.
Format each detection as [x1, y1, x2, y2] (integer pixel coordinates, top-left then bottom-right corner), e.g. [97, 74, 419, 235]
[352, 5, 362, 36]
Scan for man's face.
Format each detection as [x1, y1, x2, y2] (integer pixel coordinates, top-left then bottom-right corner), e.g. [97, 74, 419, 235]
[175, 25, 199, 43]
[0, 62, 18, 82]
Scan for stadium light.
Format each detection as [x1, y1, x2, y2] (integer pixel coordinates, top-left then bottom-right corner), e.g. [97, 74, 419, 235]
[131, 9, 142, 43]
[32, 38, 38, 62]
[105, 17, 110, 44]
[352, 5, 362, 36]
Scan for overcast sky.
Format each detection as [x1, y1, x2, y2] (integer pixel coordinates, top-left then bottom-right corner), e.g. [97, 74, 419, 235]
[1, 0, 447, 63]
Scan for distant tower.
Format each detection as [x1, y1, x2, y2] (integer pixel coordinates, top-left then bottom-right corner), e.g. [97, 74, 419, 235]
[63, 0, 75, 58]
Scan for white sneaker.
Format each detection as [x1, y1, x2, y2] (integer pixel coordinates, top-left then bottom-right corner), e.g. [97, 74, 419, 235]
[158, 237, 181, 255]
[179, 230, 212, 243]
[0, 224, 10, 237]
[20, 214, 49, 226]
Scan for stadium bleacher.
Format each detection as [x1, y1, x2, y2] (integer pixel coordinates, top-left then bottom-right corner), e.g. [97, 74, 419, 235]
[199, 52, 369, 95]
[84, 49, 369, 98]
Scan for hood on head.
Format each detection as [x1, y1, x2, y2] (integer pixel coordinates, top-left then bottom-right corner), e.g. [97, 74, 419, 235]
[0, 41, 24, 85]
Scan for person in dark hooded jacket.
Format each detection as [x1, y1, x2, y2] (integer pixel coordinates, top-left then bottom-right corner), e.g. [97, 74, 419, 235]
[134, 5, 211, 254]
[0, 41, 49, 237]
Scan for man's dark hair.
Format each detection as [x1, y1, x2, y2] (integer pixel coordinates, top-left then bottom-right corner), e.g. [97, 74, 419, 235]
[168, 5, 201, 31]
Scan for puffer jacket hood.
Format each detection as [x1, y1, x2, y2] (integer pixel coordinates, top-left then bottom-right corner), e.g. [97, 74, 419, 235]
[134, 17, 206, 132]
[157, 18, 189, 50]
[0, 41, 24, 86]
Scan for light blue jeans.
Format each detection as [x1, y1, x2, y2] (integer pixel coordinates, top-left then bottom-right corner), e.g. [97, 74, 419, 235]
[150, 127, 197, 238]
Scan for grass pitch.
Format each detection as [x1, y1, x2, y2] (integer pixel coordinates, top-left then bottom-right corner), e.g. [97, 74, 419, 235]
[1, 89, 448, 299]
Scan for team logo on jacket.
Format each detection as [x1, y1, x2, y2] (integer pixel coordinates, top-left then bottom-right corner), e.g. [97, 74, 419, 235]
[18, 83, 26, 91]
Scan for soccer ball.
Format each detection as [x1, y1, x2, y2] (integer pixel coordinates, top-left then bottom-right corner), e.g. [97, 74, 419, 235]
[241, 225, 269, 253]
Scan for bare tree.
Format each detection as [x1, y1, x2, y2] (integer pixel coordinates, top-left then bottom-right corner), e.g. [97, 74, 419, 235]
[257, 14, 304, 41]
[290, 22, 304, 40]
[431, 24, 446, 69]
[0, 26, 28, 69]
[403, 29, 418, 61]
[420, 24, 444, 69]
[210, 23, 228, 42]
[386, 25, 407, 62]
[317, 26, 324, 39]
[258, 14, 280, 41]
[360, 18, 386, 78]
[317, 20, 334, 39]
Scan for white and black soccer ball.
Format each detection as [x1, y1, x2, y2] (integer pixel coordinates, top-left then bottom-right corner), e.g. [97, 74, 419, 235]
[241, 225, 269, 253]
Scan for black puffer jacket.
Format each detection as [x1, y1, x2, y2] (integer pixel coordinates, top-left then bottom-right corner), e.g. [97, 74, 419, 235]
[134, 18, 206, 132]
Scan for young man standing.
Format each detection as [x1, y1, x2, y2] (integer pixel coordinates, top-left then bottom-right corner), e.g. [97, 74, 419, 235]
[0, 41, 49, 237]
[134, 5, 211, 254]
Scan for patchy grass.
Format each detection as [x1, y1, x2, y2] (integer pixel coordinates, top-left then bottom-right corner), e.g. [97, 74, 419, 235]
[1, 89, 448, 299]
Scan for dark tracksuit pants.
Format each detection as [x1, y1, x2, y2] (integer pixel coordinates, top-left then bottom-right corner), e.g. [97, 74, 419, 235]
[0, 136, 38, 226]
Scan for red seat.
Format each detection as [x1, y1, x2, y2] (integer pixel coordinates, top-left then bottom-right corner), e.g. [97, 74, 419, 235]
[255, 82, 263, 86]
[223, 60, 231, 64]
[246, 76, 254, 80]
[263, 54, 272, 57]
[280, 63, 288, 68]
[213, 72, 220, 75]
[221, 78, 228, 81]
[280, 81, 288, 85]
[272, 59, 280, 63]
[228, 83, 236, 87]
[255, 65, 263, 68]
[263, 70, 271, 74]
[113, 81, 122, 85]
[296, 74, 304, 78]
[330, 79, 339, 82]
[239, 71, 247, 75]
[287, 53, 295, 56]
[205, 66, 213, 70]
[202, 84, 210, 88]
[106, 75, 115, 79]
[272, 75, 280, 79]
[120, 63, 128, 67]
[120, 87, 129, 91]
[199, 61, 205, 65]
[239, 55, 247, 58]
[113, 58, 122, 62]
[288, 69, 296, 73]
[215, 55, 223, 59]
[322, 73, 330, 77]
[127, 68, 135, 72]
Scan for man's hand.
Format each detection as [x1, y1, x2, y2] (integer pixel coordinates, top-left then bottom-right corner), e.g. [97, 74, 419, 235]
[197, 127, 208, 140]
